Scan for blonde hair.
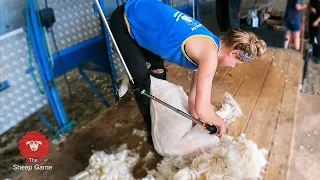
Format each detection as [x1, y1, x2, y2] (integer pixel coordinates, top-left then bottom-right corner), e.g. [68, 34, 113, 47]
[220, 29, 267, 60]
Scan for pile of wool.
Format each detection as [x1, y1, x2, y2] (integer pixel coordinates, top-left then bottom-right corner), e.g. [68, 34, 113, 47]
[144, 134, 268, 180]
[70, 134, 267, 180]
[70, 144, 140, 180]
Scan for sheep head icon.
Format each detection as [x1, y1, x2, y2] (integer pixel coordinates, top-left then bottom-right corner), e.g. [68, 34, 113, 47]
[26, 140, 42, 151]
[18, 131, 50, 164]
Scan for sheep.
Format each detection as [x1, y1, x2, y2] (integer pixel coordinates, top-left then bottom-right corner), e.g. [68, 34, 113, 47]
[70, 76, 267, 180]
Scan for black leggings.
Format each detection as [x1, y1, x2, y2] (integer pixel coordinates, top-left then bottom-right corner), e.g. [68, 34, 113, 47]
[109, 4, 166, 134]
[309, 15, 320, 59]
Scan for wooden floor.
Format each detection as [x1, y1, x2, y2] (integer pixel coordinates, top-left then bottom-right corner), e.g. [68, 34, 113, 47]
[166, 48, 302, 180]
[16, 48, 302, 180]
[289, 93, 320, 180]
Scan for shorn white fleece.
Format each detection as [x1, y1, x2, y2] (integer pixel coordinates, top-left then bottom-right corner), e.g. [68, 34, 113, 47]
[150, 77, 244, 157]
[71, 77, 267, 180]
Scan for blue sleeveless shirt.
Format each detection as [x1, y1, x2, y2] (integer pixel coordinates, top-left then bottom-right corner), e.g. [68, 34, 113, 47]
[124, 0, 220, 70]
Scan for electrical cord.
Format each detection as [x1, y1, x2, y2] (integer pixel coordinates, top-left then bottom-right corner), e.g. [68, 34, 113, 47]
[50, 28, 74, 98]
[25, 0, 45, 95]
[43, 0, 73, 99]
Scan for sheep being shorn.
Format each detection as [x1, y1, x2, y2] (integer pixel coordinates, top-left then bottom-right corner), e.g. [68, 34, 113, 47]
[149, 77, 245, 157]
[71, 77, 267, 180]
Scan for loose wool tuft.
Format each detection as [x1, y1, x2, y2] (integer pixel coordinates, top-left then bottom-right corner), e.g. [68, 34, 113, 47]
[215, 92, 243, 125]
[133, 128, 148, 142]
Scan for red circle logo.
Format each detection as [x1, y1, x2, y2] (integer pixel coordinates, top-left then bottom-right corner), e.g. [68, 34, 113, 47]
[18, 131, 50, 164]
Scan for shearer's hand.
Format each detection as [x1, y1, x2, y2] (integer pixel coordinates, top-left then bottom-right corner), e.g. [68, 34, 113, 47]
[207, 113, 226, 136]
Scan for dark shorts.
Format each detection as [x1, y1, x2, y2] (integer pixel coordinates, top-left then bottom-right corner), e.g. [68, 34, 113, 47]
[285, 19, 301, 32]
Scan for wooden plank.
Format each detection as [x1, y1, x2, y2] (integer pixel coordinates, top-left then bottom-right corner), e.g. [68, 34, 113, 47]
[210, 62, 253, 106]
[243, 49, 291, 150]
[166, 65, 193, 91]
[227, 49, 275, 135]
[264, 50, 302, 180]
[212, 67, 230, 90]
[166, 63, 231, 93]
[289, 94, 320, 180]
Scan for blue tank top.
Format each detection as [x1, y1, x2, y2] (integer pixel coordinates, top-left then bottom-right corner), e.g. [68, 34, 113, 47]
[124, 0, 220, 70]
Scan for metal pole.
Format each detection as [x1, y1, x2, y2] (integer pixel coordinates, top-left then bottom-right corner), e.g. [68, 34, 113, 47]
[94, 0, 134, 84]
[141, 90, 202, 126]
[192, 0, 195, 19]
[141, 90, 218, 134]
[43, 29, 54, 67]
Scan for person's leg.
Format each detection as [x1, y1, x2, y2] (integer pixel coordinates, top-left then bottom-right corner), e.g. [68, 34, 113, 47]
[228, 0, 241, 29]
[216, 0, 230, 33]
[291, 20, 301, 50]
[312, 26, 318, 59]
[109, 5, 153, 139]
[314, 26, 320, 64]
[294, 31, 301, 50]
[140, 48, 167, 80]
[309, 15, 316, 44]
[284, 30, 291, 49]
[284, 20, 292, 49]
